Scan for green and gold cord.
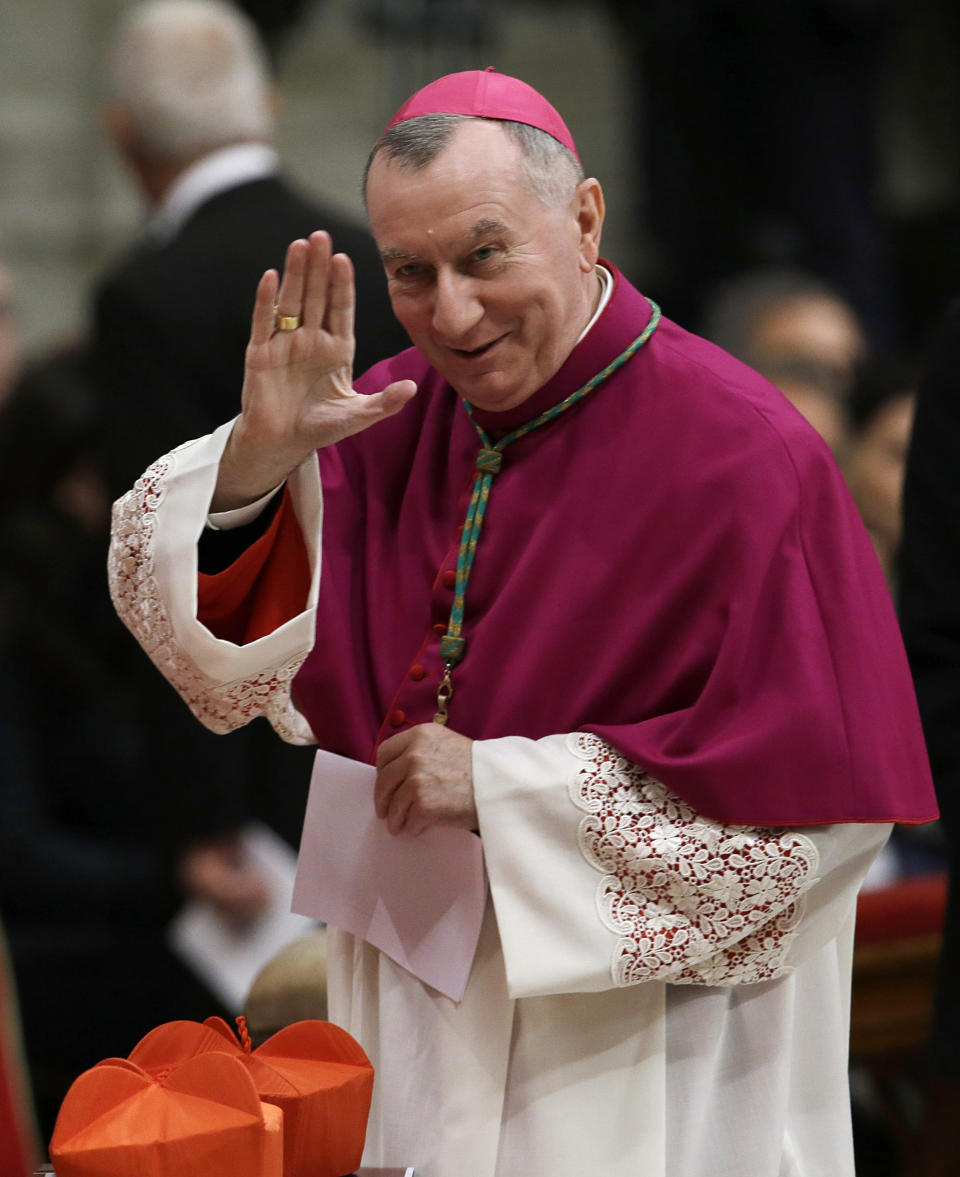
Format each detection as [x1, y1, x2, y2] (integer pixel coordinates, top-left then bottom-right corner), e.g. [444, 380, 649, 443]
[433, 298, 661, 723]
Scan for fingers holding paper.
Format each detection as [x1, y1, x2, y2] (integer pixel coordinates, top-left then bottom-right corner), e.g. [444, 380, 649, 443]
[375, 725, 477, 837]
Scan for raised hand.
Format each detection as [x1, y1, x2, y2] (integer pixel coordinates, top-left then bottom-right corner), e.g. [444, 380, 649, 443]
[213, 230, 416, 510]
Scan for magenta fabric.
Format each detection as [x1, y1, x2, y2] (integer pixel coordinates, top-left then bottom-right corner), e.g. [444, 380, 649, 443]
[384, 68, 580, 161]
[292, 265, 936, 827]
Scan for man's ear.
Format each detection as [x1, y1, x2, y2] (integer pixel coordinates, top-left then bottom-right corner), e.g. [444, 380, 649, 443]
[574, 178, 605, 273]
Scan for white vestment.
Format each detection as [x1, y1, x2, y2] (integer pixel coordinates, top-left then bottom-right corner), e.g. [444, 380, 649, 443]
[108, 423, 889, 1177]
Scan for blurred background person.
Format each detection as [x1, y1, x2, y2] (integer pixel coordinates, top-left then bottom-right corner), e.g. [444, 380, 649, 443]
[700, 266, 867, 454]
[899, 299, 960, 1177]
[0, 353, 276, 1142]
[93, 0, 407, 499]
[845, 358, 944, 894]
[89, 0, 400, 889]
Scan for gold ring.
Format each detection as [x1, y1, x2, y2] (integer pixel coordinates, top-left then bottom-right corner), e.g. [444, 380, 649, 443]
[274, 312, 303, 332]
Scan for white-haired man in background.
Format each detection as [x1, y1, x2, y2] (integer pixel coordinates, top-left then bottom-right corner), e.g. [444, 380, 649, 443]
[92, 0, 405, 500]
[90, 0, 405, 919]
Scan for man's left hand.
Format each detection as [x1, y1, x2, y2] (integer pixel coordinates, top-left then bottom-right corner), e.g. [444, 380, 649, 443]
[374, 724, 476, 837]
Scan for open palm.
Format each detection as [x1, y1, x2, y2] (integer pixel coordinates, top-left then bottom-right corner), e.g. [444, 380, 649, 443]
[214, 231, 416, 510]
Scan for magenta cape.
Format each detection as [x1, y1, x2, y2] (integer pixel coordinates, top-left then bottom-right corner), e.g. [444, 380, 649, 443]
[208, 266, 935, 826]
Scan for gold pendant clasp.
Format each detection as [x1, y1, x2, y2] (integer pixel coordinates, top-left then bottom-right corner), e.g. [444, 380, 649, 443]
[433, 664, 454, 725]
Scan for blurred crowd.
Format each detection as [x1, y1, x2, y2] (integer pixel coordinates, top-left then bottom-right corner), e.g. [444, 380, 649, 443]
[1, 1, 959, 1174]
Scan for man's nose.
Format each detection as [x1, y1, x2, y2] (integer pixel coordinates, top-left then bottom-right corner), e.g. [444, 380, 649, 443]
[431, 270, 484, 343]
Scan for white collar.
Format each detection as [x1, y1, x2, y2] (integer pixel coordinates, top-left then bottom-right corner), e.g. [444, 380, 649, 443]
[577, 264, 613, 343]
[147, 142, 279, 242]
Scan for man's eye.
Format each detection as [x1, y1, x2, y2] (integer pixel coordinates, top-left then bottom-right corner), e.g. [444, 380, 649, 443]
[472, 245, 497, 262]
[396, 263, 423, 279]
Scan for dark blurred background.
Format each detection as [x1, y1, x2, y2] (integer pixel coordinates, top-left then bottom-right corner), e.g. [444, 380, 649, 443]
[4, 0, 960, 360]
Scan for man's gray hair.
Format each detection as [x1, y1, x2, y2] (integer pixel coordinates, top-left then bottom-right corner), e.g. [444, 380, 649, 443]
[363, 114, 585, 208]
[107, 0, 274, 163]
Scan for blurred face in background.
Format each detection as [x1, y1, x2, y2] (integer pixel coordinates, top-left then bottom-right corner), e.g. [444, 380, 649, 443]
[752, 293, 867, 401]
[748, 292, 866, 456]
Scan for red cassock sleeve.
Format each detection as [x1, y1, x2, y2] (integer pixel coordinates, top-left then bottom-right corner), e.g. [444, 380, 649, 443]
[197, 488, 311, 646]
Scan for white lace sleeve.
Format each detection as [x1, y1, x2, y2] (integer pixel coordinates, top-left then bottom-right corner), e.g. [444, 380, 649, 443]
[107, 421, 323, 744]
[473, 731, 890, 999]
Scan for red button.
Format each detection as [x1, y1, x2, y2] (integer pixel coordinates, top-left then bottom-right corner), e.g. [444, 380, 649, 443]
[389, 709, 406, 727]
[442, 569, 457, 589]
[409, 665, 427, 681]
[433, 622, 446, 635]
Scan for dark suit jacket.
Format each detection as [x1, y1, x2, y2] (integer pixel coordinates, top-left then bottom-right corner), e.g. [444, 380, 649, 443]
[91, 171, 408, 850]
[93, 172, 408, 499]
[900, 299, 960, 1075]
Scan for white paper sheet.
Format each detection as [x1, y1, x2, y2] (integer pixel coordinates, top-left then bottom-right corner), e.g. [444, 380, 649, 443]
[168, 822, 317, 1012]
[291, 749, 487, 1002]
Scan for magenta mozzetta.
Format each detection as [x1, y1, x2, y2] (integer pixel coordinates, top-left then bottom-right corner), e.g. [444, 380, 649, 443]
[291, 264, 935, 827]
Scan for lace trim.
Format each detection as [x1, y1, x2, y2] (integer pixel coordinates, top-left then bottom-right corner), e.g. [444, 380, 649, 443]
[107, 453, 314, 743]
[567, 733, 819, 987]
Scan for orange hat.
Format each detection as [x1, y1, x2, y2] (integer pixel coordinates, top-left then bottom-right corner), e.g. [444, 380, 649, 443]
[128, 1017, 374, 1177]
[50, 1052, 283, 1177]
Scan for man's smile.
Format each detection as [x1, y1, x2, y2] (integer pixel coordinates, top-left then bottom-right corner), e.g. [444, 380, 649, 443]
[450, 333, 509, 360]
